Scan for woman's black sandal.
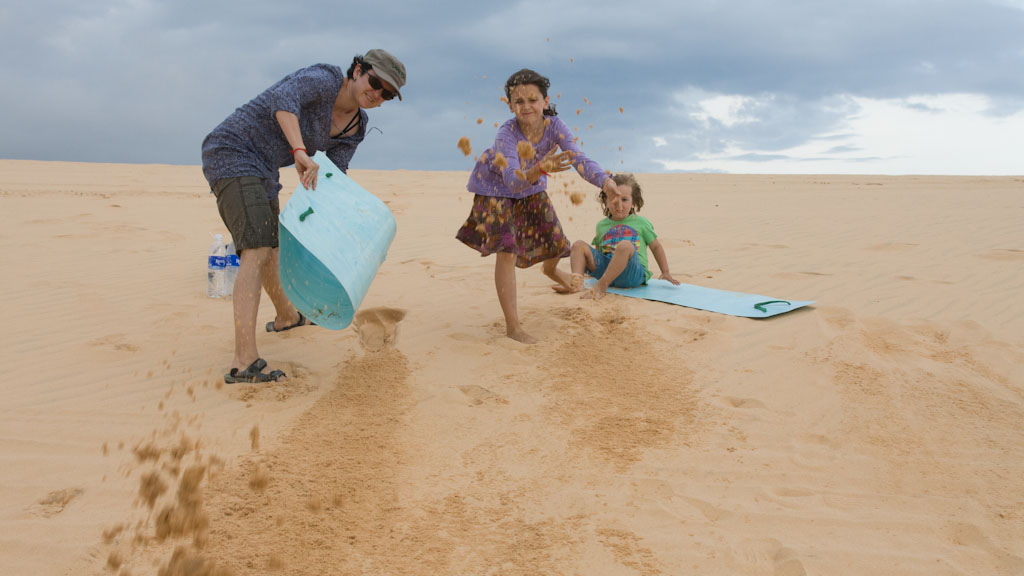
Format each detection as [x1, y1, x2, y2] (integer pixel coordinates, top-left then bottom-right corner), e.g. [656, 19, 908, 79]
[224, 358, 286, 384]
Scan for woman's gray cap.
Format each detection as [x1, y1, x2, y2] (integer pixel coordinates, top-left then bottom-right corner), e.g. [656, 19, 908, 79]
[363, 49, 406, 100]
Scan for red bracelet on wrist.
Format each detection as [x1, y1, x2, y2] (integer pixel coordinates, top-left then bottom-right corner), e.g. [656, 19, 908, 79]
[291, 147, 307, 156]
[538, 166, 549, 176]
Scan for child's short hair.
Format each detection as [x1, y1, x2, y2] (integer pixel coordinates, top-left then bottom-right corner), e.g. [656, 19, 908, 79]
[598, 173, 645, 217]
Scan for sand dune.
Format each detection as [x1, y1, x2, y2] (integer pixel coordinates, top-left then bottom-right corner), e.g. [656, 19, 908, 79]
[1, 160, 1022, 575]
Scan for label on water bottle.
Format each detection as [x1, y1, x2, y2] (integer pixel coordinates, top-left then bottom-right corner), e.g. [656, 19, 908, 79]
[208, 255, 226, 268]
[226, 254, 240, 267]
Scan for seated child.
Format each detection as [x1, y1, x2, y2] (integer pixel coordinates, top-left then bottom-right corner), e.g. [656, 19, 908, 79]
[562, 173, 679, 300]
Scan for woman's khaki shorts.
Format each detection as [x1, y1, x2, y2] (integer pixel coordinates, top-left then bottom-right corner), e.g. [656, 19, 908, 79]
[212, 177, 280, 253]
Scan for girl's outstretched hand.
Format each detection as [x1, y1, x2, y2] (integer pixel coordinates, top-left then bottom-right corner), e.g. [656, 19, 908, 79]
[294, 151, 319, 190]
[601, 177, 617, 197]
[659, 273, 681, 285]
[539, 149, 574, 174]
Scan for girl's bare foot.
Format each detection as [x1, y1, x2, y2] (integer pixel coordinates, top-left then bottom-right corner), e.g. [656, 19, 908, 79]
[552, 273, 585, 294]
[506, 327, 538, 344]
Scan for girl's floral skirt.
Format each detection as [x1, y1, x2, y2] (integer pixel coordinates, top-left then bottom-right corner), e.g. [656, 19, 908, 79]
[455, 191, 570, 268]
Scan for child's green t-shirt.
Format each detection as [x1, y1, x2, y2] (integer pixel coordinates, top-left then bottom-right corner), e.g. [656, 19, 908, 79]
[592, 214, 658, 281]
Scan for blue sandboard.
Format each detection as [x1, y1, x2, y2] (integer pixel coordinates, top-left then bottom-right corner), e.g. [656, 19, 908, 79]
[584, 278, 814, 318]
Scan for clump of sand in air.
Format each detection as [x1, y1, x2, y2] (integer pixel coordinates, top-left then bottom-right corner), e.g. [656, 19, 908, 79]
[154, 465, 209, 545]
[457, 137, 472, 156]
[500, 96, 509, 104]
[516, 141, 536, 161]
[619, 106, 624, 113]
[249, 425, 260, 451]
[159, 546, 231, 576]
[576, 108, 581, 116]
[106, 551, 122, 571]
[139, 471, 168, 509]
[514, 169, 527, 180]
[493, 152, 508, 170]
[570, 192, 586, 205]
[476, 117, 483, 124]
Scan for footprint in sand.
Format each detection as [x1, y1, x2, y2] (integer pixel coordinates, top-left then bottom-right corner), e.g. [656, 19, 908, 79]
[87, 334, 140, 352]
[352, 307, 407, 352]
[32, 488, 84, 517]
[458, 384, 508, 406]
[723, 396, 766, 410]
[733, 539, 806, 575]
[773, 546, 808, 576]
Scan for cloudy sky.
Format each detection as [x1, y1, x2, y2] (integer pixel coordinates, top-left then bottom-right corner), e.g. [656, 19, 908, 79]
[3, 0, 1024, 174]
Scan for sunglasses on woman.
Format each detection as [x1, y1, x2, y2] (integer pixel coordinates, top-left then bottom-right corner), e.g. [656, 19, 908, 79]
[366, 71, 396, 101]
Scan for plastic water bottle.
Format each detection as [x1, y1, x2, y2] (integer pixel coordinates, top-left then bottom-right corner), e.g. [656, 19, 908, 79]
[207, 234, 227, 298]
[224, 241, 240, 298]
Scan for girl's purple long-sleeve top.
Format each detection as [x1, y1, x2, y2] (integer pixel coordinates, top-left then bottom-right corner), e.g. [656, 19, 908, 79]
[467, 116, 609, 199]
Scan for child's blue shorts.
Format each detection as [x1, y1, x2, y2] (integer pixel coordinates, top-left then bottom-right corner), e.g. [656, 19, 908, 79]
[589, 245, 647, 288]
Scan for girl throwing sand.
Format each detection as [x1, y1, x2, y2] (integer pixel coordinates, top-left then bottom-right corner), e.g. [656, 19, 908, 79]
[456, 68, 616, 343]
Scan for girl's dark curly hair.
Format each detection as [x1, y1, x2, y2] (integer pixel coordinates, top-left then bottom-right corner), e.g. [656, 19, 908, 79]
[504, 68, 558, 116]
[598, 173, 644, 217]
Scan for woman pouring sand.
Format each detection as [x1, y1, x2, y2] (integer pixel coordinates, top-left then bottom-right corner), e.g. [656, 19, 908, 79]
[201, 50, 407, 383]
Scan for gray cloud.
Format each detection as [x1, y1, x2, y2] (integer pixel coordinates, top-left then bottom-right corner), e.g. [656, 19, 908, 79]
[2, 0, 1023, 172]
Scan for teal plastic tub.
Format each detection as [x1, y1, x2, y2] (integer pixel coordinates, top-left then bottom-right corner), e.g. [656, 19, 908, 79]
[278, 152, 396, 329]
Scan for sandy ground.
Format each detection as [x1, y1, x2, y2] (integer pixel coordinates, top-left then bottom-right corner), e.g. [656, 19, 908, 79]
[2, 159, 1023, 575]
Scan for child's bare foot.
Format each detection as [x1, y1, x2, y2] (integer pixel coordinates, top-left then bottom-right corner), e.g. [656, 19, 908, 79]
[571, 273, 584, 292]
[506, 327, 538, 344]
[581, 284, 608, 300]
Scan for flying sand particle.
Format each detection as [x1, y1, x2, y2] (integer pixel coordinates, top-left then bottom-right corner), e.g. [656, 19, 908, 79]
[457, 137, 472, 156]
[476, 117, 483, 124]
[139, 471, 168, 509]
[516, 141, 536, 160]
[570, 192, 585, 205]
[619, 106, 624, 113]
[493, 152, 508, 169]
